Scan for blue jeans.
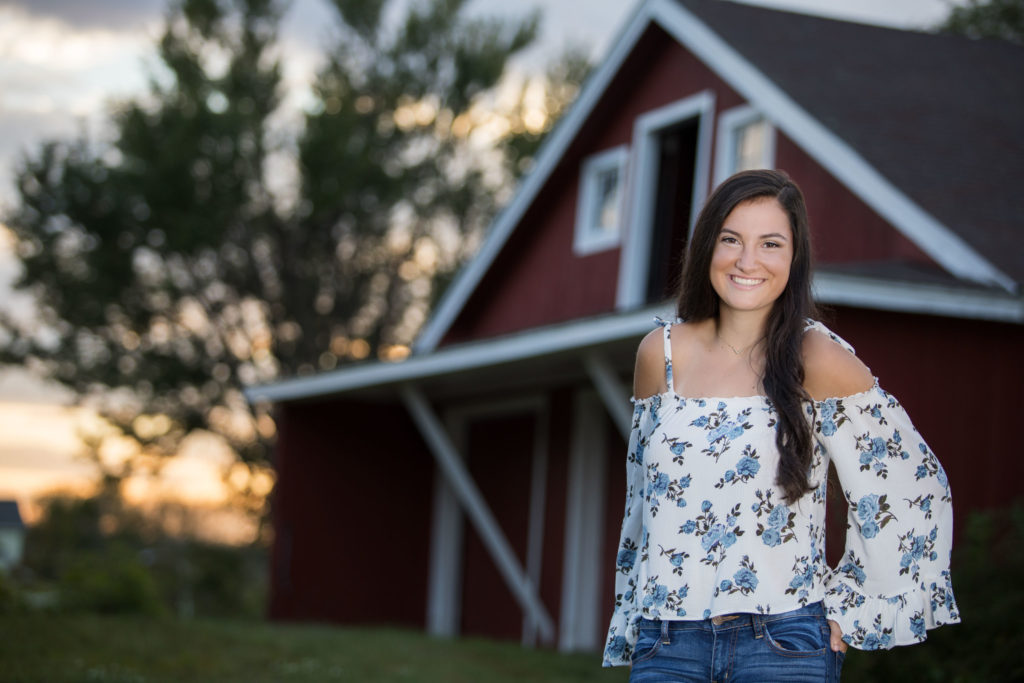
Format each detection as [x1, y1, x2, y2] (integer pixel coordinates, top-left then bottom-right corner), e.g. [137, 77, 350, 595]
[629, 602, 845, 682]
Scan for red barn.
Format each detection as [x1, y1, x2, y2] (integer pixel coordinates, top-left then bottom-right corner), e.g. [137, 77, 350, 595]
[245, 0, 1023, 653]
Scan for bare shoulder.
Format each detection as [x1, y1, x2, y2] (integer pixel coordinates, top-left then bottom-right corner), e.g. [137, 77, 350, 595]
[633, 327, 667, 399]
[802, 329, 874, 401]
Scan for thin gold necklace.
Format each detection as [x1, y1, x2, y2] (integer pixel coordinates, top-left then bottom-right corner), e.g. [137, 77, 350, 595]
[718, 335, 759, 356]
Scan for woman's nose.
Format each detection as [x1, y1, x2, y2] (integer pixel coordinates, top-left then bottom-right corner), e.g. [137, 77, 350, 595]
[736, 245, 757, 271]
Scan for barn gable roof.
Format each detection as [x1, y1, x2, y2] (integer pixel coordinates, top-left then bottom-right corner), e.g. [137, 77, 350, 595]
[414, 0, 1022, 353]
[682, 0, 1024, 289]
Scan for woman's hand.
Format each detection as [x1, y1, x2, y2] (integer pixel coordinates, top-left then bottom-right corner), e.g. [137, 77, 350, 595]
[827, 619, 849, 653]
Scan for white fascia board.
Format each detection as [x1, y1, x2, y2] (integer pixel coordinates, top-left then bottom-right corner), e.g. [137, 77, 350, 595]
[616, 90, 716, 310]
[244, 305, 672, 404]
[651, 0, 1015, 293]
[412, 4, 659, 355]
[813, 271, 1024, 323]
[245, 272, 1019, 404]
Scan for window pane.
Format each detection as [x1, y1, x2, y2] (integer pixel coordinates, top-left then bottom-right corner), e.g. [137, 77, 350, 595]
[594, 168, 620, 234]
[734, 119, 767, 172]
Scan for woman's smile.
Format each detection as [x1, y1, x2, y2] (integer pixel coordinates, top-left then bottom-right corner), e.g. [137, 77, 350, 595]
[729, 275, 766, 287]
[710, 198, 793, 315]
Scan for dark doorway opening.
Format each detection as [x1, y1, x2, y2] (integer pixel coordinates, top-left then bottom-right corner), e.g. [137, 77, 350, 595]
[646, 119, 699, 303]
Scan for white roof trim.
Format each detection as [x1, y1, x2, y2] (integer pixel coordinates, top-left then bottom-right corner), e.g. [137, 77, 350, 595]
[247, 274, 1020, 403]
[651, 0, 1014, 292]
[245, 305, 671, 404]
[412, 3, 659, 354]
[414, 0, 1016, 356]
[813, 271, 1023, 323]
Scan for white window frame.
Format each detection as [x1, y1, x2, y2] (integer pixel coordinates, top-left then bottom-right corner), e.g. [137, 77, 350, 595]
[573, 145, 630, 256]
[616, 90, 716, 310]
[714, 104, 777, 185]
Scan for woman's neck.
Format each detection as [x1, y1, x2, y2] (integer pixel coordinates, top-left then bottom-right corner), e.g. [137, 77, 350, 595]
[715, 309, 770, 355]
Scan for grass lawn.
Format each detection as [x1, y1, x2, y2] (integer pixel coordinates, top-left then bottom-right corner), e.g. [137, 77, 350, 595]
[0, 614, 630, 682]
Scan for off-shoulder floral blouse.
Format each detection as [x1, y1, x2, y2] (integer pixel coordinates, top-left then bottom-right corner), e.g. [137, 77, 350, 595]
[602, 320, 959, 667]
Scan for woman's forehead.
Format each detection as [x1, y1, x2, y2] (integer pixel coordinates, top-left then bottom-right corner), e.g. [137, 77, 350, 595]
[721, 198, 791, 237]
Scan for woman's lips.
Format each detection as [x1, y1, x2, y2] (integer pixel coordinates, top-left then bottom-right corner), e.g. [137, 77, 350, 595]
[729, 275, 765, 287]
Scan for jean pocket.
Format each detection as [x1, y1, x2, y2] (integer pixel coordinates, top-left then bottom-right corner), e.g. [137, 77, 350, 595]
[630, 628, 665, 664]
[763, 616, 828, 657]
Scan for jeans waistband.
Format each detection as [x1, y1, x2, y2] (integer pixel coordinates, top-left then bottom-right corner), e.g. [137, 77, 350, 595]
[637, 601, 825, 640]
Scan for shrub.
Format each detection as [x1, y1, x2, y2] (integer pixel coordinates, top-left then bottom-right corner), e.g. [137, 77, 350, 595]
[58, 546, 166, 616]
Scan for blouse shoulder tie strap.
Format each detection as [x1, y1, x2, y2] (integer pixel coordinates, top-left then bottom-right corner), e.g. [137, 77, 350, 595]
[653, 316, 680, 393]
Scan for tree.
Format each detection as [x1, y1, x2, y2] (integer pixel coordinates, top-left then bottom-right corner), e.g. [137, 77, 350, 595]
[938, 0, 1024, 44]
[0, 0, 586, 523]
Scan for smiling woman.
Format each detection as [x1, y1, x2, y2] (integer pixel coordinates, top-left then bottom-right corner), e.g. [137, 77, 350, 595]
[603, 170, 960, 681]
[710, 198, 792, 318]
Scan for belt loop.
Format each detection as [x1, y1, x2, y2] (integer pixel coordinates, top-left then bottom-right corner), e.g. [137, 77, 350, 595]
[752, 612, 764, 639]
[661, 619, 670, 645]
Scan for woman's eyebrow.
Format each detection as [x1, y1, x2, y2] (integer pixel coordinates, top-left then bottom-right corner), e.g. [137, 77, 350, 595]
[720, 228, 790, 240]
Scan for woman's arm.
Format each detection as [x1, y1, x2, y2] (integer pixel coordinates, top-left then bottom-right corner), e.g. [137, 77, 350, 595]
[804, 330, 959, 650]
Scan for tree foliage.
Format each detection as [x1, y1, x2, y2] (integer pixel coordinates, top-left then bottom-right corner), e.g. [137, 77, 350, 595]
[938, 0, 1024, 44]
[1, 0, 586, 502]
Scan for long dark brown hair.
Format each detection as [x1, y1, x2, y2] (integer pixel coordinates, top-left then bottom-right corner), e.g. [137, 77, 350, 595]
[676, 169, 817, 503]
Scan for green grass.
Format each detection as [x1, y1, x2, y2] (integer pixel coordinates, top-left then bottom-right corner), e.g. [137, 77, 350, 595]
[0, 615, 630, 682]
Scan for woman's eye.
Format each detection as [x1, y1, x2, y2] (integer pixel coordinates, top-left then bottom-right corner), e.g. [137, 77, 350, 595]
[764, 241, 779, 248]
[720, 236, 739, 244]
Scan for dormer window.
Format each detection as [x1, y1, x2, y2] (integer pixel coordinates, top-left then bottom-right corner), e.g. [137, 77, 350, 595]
[574, 146, 629, 255]
[714, 105, 776, 183]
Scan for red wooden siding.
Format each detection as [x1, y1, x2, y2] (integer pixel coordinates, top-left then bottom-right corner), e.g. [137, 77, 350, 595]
[775, 137, 934, 266]
[458, 391, 573, 641]
[825, 308, 1024, 520]
[441, 24, 941, 348]
[442, 27, 748, 346]
[269, 399, 433, 626]
[460, 412, 538, 639]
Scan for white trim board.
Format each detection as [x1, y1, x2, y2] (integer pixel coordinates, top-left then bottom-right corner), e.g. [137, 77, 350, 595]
[245, 276, 1020, 404]
[402, 386, 555, 643]
[245, 305, 671, 404]
[813, 271, 1024, 323]
[436, 396, 552, 646]
[616, 90, 716, 310]
[411, 0, 1014, 357]
[558, 390, 610, 653]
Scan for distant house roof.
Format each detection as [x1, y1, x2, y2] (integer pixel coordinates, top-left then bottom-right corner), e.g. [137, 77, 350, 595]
[677, 0, 1024, 286]
[0, 501, 23, 528]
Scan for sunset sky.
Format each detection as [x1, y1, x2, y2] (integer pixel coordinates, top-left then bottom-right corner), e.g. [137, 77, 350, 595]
[0, 0, 957, 519]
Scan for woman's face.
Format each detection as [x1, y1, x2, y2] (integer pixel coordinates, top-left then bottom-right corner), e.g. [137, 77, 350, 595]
[709, 197, 793, 316]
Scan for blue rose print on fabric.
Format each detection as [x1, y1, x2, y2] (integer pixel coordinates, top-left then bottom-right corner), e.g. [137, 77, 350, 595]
[722, 555, 759, 596]
[606, 635, 626, 660]
[601, 329, 960, 667]
[737, 456, 760, 477]
[617, 549, 636, 572]
[910, 614, 926, 639]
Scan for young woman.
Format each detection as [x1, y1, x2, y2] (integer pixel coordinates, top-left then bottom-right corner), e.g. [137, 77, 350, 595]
[602, 170, 959, 681]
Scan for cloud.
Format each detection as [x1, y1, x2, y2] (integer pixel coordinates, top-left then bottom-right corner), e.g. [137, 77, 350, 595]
[0, 0, 164, 31]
